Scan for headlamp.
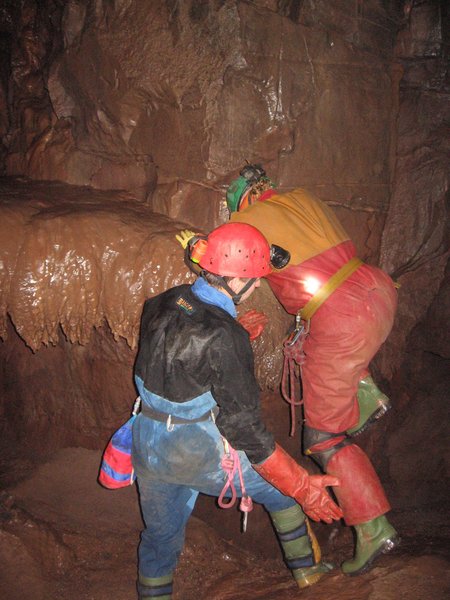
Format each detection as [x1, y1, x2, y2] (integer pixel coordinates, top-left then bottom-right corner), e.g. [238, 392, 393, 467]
[270, 244, 290, 269]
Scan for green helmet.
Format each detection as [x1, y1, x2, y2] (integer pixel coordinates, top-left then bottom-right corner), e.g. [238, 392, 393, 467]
[226, 175, 250, 213]
[226, 164, 272, 213]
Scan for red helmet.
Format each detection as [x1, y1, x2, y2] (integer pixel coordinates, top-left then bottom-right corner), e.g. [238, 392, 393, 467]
[196, 223, 271, 278]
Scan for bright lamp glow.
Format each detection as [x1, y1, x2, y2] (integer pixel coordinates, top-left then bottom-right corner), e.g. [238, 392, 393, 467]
[304, 276, 321, 295]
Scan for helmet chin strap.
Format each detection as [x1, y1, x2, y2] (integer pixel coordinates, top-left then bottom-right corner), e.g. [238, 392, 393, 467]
[226, 277, 256, 305]
[201, 272, 256, 305]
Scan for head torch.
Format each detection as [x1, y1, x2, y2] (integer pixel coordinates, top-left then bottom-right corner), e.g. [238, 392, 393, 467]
[270, 244, 290, 270]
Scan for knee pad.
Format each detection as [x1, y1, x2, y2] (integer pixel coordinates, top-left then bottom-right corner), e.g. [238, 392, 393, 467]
[138, 574, 173, 599]
[303, 425, 350, 470]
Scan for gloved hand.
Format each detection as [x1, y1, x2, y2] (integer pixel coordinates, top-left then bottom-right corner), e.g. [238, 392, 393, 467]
[237, 309, 268, 341]
[253, 443, 343, 524]
[299, 474, 343, 523]
[175, 229, 197, 249]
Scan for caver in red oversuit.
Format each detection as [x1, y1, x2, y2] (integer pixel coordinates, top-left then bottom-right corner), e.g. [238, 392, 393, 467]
[227, 165, 400, 575]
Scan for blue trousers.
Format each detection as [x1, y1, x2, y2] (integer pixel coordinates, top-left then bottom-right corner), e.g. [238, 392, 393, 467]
[132, 386, 295, 578]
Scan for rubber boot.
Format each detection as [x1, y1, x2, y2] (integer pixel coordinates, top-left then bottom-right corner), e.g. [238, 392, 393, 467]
[342, 515, 400, 576]
[270, 504, 334, 589]
[347, 376, 391, 437]
[138, 573, 173, 599]
[326, 444, 398, 575]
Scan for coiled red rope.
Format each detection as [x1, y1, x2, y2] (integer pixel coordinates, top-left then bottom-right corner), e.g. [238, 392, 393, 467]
[281, 322, 309, 437]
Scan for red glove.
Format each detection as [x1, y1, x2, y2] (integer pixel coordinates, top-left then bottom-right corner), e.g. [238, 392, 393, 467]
[237, 309, 268, 341]
[253, 444, 343, 523]
[299, 474, 343, 522]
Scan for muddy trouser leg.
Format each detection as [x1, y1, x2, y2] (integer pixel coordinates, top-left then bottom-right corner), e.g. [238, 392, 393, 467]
[136, 477, 199, 599]
[134, 417, 330, 593]
[324, 443, 399, 575]
[196, 450, 332, 589]
[304, 427, 399, 575]
[299, 269, 399, 574]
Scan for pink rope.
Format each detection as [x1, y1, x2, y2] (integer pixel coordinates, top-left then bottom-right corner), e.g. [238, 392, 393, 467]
[218, 440, 253, 519]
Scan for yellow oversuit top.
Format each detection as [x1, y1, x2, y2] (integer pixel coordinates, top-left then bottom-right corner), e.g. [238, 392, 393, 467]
[230, 188, 349, 266]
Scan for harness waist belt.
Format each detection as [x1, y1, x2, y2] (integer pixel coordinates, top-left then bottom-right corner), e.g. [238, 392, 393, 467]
[301, 257, 363, 320]
[141, 403, 217, 424]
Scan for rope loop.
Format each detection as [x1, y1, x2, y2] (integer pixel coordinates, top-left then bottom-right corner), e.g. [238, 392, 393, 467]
[218, 439, 253, 531]
[281, 318, 309, 437]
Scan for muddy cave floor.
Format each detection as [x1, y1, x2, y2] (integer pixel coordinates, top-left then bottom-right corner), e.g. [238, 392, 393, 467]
[0, 446, 448, 600]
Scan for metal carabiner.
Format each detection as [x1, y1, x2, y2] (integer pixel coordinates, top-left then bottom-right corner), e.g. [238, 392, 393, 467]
[286, 311, 304, 346]
[286, 326, 304, 347]
[166, 414, 175, 432]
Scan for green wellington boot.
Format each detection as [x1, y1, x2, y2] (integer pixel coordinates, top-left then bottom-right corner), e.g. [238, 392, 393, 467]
[347, 376, 391, 437]
[270, 504, 334, 589]
[342, 515, 400, 576]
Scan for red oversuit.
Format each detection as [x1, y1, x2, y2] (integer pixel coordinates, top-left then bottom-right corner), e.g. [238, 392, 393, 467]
[231, 187, 397, 525]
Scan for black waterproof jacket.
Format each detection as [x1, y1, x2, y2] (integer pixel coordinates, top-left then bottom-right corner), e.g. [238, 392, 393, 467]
[134, 284, 275, 464]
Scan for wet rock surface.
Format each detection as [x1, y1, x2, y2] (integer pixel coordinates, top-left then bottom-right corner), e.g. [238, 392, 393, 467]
[1, 0, 403, 234]
[0, 177, 195, 351]
[0, 436, 448, 600]
[0, 177, 291, 457]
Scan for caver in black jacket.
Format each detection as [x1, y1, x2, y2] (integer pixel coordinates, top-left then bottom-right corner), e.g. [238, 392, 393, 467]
[134, 284, 275, 464]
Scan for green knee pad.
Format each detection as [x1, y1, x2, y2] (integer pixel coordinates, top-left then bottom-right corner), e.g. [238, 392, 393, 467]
[271, 505, 333, 589]
[270, 504, 320, 567]
[138, 573, 173, 599]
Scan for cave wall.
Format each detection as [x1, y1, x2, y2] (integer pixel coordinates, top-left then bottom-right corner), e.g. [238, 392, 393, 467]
[378, 0, 450, 507]
[0, 178, 291, 452]
[2, 1, 402, 237]
[378, 0, 449, 379]
[2, 1, 446, 378]
[0, 0, 448, 509]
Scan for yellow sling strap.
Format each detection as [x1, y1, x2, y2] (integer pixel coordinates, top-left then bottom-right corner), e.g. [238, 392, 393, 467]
[300, 257, 363, 320]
